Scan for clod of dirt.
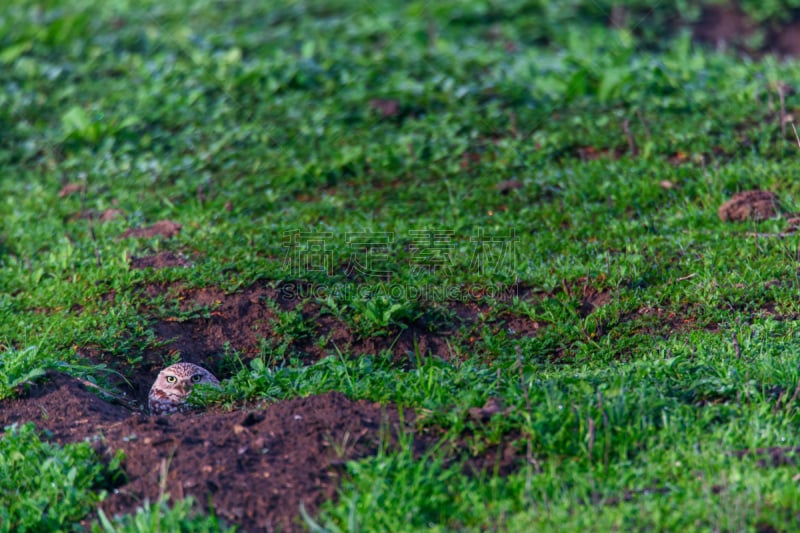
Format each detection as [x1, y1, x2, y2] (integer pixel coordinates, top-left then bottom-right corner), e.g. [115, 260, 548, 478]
[667, 152, 689, 166]
[468, 397, 506, 422]
[733, 446, 800, 468]
[368, 98, 400, 119]
[98, 208, 125, 222]
[785, 216, 800, 232]
[718, 190, 782, 222]
[119, 220, 182, 239]
[76, 208, 126, 222]
[576, 145, 621, 160]
[130, 251, 192, 270]
[58, 183, 84, 198]
[459, 152, 482, 172]
[495, 180, 523, 194]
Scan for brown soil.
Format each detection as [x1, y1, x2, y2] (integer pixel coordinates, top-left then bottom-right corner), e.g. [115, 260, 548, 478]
[58, 182, 84, 198]
[75, 208, 126, 222]
[771, 23, 800, 57]
[134, 280, 546, 378]
[368, 98, 400, 119]
[100, 393, 407, 532]
[0, 372, 416, 532]
[575, 145, 625, 161]
[618, 305, 718, 338]
[733, 446, 800, 468]
[691, 3, 800, 57]
[718, 190, 782, 222]
[133, 277, 624, 370]
[119, 220, 182, 239]
[0, 372, 131, 441]
[130, 251, 192, 270]
[692, 4, 755, 51]
[143, 283, 290, 362]
[494, 179, 524, 194]
[578, 285, 613, 318]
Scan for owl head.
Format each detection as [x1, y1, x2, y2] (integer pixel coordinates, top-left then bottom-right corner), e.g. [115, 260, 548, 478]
[148, 362, 220, 415]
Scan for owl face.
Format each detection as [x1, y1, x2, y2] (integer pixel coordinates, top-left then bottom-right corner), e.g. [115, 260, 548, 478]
[148, 362, 220, 415]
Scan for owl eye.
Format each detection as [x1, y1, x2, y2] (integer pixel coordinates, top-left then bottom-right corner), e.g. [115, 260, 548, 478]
[191, 374, 203, 383]
[165, 375, 177, 383]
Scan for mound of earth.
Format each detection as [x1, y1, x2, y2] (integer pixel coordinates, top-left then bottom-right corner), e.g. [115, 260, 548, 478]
[0, 373, 413, 532]
[0, 372, 131, 441]
[718, 190, 782, 222]
[100, 392, 407, 531]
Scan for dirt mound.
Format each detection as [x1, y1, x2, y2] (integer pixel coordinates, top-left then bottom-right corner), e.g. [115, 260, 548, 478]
[718, 190, 782, 222]
[0, 373, 413, 532]
[0, 372, 131, 441]
[99, 392, 407, 532]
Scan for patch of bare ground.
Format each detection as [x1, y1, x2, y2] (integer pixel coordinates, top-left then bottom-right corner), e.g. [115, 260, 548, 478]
[0, 373, 526, 531]
[718, 190, 783, 222]
[576, 284, 613, 318]
[574, 145, 626, 161]
[733, 446, 800, 467]
[129, 251, 193, 270]
[97, 392, 409, 532]
[690, 3, 800, 58]
[295, 309, 455, 366]
[0, 371, 131, 441]
[68, 207, 126, 223]
[118, 220, 182, 240]
[141, 282, 285, 349]
[692, 3, 755, 51]
[722, 292, 799, 321]
[617, 305, 718, 338]
[134, 280, 547, 365]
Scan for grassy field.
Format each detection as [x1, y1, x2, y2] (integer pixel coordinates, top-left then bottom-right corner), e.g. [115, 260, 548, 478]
[4, 0, 800, 530]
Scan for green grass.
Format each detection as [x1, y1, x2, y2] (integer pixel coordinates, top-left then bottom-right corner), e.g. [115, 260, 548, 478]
[5, 0, 800, 530]
[0, 345, 50, 400]
[93, 498, 235, 533]
[0, 423, 123, 532]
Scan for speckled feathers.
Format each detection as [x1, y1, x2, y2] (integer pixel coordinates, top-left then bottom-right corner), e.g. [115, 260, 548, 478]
[148, 362, 220, 415]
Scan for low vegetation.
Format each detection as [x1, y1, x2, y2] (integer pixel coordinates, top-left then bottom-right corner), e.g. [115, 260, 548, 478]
[4, 0, 800, 530]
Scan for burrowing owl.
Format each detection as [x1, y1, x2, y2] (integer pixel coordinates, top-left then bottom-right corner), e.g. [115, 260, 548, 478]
[148, 362, 220, 415]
